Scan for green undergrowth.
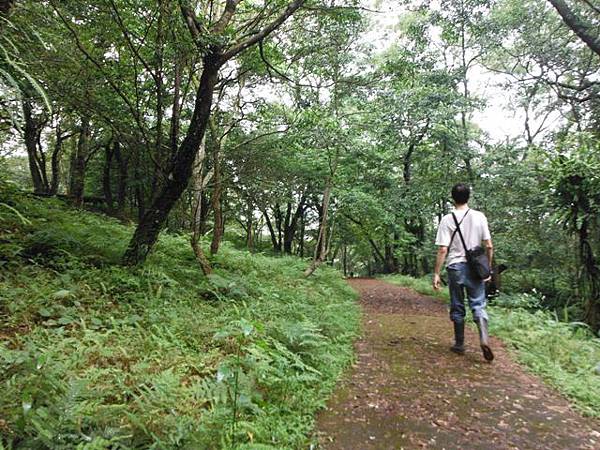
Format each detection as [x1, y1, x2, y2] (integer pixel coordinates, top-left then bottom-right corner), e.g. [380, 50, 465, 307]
[0, 194, 360, 449]
[381, 274, 600, 418]
[379, 274, 450, 302]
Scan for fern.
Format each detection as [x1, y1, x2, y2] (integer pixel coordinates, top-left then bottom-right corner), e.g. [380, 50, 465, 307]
[0, 194, 361, 448]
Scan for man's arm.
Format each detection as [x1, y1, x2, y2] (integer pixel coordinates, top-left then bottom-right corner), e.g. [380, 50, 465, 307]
[433, 246, 448, 291]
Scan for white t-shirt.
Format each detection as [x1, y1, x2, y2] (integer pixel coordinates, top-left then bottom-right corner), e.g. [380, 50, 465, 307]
[435, 208, 491, 267]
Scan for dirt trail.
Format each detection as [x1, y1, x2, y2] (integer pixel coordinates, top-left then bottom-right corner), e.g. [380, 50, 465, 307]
[316, 279, 600, 449]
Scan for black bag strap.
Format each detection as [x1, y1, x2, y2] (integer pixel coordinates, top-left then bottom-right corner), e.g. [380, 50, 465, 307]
[450, 209, 470, 251]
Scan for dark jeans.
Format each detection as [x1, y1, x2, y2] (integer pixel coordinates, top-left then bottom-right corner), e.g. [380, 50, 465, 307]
[447, 262, 488, 324]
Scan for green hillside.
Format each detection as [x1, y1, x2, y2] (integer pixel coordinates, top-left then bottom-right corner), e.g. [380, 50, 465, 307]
[0, 194, 360, 449]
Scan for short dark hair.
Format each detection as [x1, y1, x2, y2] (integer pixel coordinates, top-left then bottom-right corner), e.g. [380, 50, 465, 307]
[451, 183, 470, 205]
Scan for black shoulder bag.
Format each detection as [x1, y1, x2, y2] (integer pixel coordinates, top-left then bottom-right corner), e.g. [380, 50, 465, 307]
[452, 211, 490, 279]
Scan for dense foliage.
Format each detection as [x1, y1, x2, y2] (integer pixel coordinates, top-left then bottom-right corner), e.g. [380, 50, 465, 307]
[0, 194, 359, 448]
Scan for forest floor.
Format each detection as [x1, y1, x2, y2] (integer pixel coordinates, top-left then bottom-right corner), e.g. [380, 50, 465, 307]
[316, 279, 600, 449]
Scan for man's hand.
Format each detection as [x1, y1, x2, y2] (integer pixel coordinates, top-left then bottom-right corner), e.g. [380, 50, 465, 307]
[433, 273, 442, 291]
[433, 246, 448, 291]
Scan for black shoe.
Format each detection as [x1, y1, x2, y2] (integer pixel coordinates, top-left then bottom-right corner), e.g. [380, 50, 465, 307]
[450, 321, 465, 355]
[475, 317, 494, 361]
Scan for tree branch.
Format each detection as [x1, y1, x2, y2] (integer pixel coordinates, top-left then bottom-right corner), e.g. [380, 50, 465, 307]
[49, 1, 152, 150]
[211, 0, 243, 33]
[179, 0, 210, 47]
[108, 0, 159, 84]
[547, 0, 600, 57]
[221, 0, 307, 62]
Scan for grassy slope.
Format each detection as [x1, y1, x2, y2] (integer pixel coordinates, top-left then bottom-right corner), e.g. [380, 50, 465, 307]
[0, 195, 360, 449]
[381, 274, 600, 418]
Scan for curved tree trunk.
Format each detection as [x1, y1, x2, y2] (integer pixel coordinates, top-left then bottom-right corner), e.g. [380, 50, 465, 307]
[122, 52, 221, 265]
[547, 0, 600, 57]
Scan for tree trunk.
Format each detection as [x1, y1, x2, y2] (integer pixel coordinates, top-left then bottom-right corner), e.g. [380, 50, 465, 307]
[304, 178, 333, 277]
[384, 242, 398, 274]
[283, 202, 294, 254]
[69, 116, 91, 207]
[0, 0, 14, 15]
[263, 209, 281, 253]
[113, 141, 128, 216]
[199, 192, 211, 235]
[329, 245, 340, 266]
[133, 151, 146, 221]
[273, 203, 284, 252]
[122, 0, 306, 264]
[23, 100, 47, 194]
[36, 130, 50, 191]
[103, 141, 115, 212]
[547, 0, 600, 57]
[579, 218, 600, 332]
[458, 7, 476, 185]
[314, 200, 325, 259]
[245, 199, 254, 249]
[170, 58, 182, 154]
[191, 140, 212, 275]
[122, 51, 221, 265]
[210, 130, 224, 255]
[283, 194, 306, 254]
[49, 124, 69, 195]
[298, 212, 305, 257]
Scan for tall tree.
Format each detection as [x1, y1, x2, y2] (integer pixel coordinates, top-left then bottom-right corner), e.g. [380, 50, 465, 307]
[122, 0, 308, 265]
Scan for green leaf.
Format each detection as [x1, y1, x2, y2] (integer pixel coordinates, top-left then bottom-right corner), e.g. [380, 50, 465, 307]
[52, 289, 71, 299]
[216, 365, 233, 383]
[57, 316, 73, 325]
[38, 307, 52, 318]
[240, 320, 254, 337]
[213, 330, 231, 340]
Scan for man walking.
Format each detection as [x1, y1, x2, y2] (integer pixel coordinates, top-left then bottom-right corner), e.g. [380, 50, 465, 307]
[433, 183, 494, 361]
